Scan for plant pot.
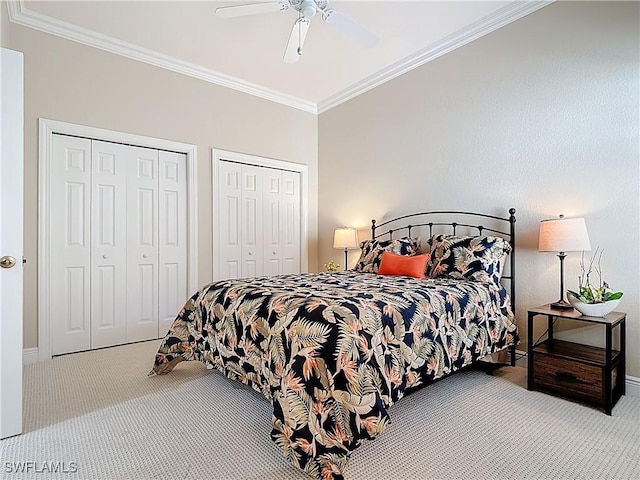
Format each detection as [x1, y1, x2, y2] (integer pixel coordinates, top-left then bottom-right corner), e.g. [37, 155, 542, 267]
[567, 293, 620, 317]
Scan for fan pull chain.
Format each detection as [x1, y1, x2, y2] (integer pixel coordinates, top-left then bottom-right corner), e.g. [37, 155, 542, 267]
[297, 11, 303, 56]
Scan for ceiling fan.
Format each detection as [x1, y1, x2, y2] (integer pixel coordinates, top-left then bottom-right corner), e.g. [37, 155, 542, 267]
[215, 0, 380, 63]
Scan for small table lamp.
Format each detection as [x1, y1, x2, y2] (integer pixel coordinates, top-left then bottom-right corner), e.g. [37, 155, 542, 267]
[333, 227, 359, 271]
[539, 215, 591, 310]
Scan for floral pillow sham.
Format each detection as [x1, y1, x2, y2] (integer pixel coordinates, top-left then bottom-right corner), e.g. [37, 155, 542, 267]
[354, 236, 421, 273]
[426, 234, 511, 285]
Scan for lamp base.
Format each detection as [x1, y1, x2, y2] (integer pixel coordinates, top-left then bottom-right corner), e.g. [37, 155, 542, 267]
[550, 300, 573, 310]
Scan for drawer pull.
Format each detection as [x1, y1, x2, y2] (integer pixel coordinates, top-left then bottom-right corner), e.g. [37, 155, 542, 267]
[553, 371, 578, 382]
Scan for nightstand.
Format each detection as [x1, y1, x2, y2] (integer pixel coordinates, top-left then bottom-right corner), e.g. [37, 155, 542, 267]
[527, 305, 626, 415]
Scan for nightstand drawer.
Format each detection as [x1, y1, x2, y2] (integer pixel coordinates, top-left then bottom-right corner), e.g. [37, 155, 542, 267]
[533, 353, 603, 404]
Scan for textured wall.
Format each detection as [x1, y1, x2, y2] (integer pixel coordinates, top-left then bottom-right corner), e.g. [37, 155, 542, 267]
[4, 16, 318, 349]
[319, 2, 640, 377]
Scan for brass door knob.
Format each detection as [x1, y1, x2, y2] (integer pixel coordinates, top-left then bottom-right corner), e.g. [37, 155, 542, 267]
[0, 256, 17, 269]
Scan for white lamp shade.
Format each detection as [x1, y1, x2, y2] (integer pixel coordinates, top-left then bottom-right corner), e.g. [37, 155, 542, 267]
[333, 227, 359, 249]
[538, 217, 591, 252]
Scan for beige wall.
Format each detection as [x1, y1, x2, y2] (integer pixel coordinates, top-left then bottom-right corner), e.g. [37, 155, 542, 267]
[319, 2, 640, 377]
[1, 4, 9, 46]
[3, 13, 318, 349]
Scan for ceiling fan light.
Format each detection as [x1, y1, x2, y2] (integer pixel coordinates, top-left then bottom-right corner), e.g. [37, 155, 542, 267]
[300, 0, 317, 18]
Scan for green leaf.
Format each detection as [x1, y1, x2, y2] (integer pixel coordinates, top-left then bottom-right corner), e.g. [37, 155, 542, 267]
[605, 291, 623, 301]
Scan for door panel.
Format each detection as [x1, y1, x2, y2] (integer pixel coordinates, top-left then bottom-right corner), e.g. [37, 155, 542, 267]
[282, 171, 301, 274]
[263, 170, 282, 276]
[94, 265, 116, 328]
[217, 161, 242, 280]
[127, 147, 159, 341]
[51, 135, 92, 355]
[158, 151, 187, 335]
[241, 165, 263, 278]
[91, 141, 127, 348]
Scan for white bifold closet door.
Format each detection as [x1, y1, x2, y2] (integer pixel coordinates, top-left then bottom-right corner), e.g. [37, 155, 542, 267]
[263, 167, 301, 276]
[217, 160, 300, 280]
[50, 135, 187, 356]
[240, 164, 263, 277]
[51, 135, 93, 355]
[91, 140, 129, 349]
[157, 150, 188, 334]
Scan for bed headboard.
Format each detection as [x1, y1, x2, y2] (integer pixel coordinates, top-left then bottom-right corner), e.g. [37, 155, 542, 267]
[371, 208, 517, 309]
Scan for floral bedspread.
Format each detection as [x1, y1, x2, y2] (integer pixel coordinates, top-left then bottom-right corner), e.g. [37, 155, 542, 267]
[152, 271, 518, 479]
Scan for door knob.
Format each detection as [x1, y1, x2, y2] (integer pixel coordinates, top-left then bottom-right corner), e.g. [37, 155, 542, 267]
[143, 254, 148, 258]
[102, 254, 108, 259]
[0, 256, 17, 269]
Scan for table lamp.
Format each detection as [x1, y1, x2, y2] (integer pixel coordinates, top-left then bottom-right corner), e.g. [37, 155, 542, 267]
[333, 227, 359, 271]
[538, 215, 591, 310]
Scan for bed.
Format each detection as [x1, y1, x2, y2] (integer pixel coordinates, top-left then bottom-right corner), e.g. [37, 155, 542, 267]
[151, 209, 519, 480]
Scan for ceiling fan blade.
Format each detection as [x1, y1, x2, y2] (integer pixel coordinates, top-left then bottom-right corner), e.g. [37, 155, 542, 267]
[283, 17, 311, 63]
[215, 1, 290, 18]
[322, 9, 379, 49]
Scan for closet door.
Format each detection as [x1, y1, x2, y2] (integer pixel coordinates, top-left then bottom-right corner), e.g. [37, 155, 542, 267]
[281, 171, 301, 274]
[126, 147, 159, 341]
[262, 169, 300, 276]
[262, 169, 283, 276]
[217, 161, 242, 279]
[241, 164, 263, 278]
[158, 151, 188, 335]
[91, 141, 128, 348]
[50, 135, 92, 355]
[216, 159, 301, 281]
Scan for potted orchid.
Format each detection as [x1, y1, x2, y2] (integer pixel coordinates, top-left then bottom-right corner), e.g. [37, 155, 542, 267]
[324, 260, 340, 272]
[567, 248, 623, 316]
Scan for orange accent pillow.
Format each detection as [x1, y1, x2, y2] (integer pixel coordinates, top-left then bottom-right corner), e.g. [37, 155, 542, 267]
[377, 252, 430, 279]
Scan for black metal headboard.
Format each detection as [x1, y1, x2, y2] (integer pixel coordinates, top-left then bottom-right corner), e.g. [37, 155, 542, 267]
[371, 208, 517, 309]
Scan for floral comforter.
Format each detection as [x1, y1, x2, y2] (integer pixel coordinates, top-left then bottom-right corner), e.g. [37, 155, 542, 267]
[151, 271, 518, 479]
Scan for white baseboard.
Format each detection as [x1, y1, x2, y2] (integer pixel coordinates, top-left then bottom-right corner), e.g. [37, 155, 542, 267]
[23, 347, 39, 365]
[626, 375, 640, 398]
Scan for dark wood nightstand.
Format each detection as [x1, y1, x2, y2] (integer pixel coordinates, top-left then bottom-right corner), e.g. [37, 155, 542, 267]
[527, 305, 626, 415]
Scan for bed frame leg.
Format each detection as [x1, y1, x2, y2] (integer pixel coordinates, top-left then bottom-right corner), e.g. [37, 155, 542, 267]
[510, 344, 516, 367]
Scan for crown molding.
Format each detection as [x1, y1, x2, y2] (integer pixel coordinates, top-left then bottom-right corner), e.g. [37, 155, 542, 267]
[317, 0, 554, 114]
[7, 0, 552, 115]
[6, 1, 318, 114]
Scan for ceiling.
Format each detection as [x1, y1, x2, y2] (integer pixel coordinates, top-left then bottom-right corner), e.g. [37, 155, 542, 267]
[8, 1, 551, 113]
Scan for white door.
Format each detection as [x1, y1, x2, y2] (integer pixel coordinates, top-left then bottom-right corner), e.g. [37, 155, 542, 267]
[263, 169, 283, 276]
[91, 141, 128, 348]
[281, 171, 301, 274]
[262, 169, 301, 276]
[158, 151, 188, 335]
[50, 135, 92, 355]
[241, 164, 263, 278]
[126, 146, 159, 341]
[48, 133, 190, 355]
[215, 158, 302, 281]
[0, 48, 24, 439]
[217, 161, 242, 279]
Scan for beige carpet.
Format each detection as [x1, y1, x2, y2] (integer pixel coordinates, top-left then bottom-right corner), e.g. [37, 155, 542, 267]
[1, 340, 639, 480]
